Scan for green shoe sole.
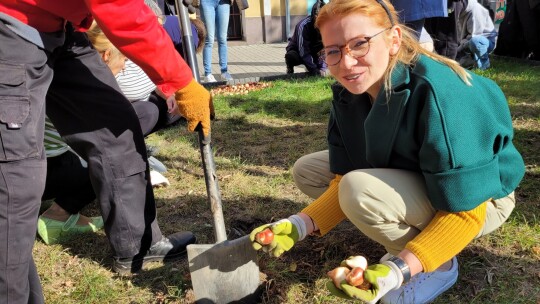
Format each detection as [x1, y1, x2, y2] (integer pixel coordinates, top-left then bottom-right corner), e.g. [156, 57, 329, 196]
[37, 213, 104, 245]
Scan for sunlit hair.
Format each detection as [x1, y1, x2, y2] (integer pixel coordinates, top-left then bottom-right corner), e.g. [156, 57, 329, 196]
[315, 0, 471, 96]
[191, 18, 207, 54]
[86, 21, 124, 68]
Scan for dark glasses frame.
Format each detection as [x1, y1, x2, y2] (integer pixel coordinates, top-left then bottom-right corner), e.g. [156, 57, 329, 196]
[319, 27, 391, 66]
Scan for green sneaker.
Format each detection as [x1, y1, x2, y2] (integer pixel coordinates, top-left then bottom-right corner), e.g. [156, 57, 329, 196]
[37, 213, 104, 245]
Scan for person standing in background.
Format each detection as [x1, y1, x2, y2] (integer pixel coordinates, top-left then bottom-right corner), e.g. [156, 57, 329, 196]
[200, 0, 233, 82]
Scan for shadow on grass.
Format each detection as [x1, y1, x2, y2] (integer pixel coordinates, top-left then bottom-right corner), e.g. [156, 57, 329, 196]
[512, 128, 540, 225]
[441, 245, 540, 304]
[509, 101, 540, 121]
[158, 118, 327, 171]
[47, 194, 334, 302]
[46, 187, 540, 303]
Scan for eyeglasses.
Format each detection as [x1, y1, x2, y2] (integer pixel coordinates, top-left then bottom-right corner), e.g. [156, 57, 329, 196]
[319, 27, 391, 66]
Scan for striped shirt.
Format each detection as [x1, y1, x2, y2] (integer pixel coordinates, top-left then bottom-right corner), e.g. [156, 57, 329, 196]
[115, 59, 156, 102]
[44, 117, 69, 158]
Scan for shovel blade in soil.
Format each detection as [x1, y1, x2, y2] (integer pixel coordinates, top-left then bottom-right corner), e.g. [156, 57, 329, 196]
[187, 236, 260, 304]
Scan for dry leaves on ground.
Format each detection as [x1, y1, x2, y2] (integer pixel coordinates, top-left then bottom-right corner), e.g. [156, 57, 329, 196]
[210, 82, 271, 96]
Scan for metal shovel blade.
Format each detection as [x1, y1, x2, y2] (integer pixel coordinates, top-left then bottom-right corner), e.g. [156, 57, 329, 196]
[187, 235, 260, 304]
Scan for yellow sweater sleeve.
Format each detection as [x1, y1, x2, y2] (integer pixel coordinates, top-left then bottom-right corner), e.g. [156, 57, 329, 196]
[405, 201, 488, 272]
[301, 175, 347, 236]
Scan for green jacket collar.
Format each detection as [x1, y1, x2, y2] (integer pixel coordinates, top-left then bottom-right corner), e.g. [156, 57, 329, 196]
[364, 61, 412, 167]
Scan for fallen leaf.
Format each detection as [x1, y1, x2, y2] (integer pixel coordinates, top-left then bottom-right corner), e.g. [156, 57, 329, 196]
[289, 262, 297, 272]
[210, 82, 272, 96]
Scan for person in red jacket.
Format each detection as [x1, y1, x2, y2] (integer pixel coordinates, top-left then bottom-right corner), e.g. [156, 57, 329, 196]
[0, 1, 212, 303]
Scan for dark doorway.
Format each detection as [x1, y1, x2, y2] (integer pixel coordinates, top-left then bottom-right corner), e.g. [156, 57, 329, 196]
[228, 0, 242, 40]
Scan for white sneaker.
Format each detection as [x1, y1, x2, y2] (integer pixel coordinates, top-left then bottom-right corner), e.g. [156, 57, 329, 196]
[150, 170, 170, 187]
[220, 72, 233, 81]
[381, 257, 459, 304]
[148, 156, 167, 173]
[204, 74, 217, 83]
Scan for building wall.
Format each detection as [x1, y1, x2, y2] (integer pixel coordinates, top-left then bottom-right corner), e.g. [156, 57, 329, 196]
[241, 0, 310, 44]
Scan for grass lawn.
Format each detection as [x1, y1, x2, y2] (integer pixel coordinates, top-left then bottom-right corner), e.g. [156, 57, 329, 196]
[35, 56, 540, 303]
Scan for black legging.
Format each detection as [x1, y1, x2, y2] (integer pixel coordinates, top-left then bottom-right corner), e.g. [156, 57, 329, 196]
[42, 151, 96, 214]
[425, 0, 468, 60]
[131, 100, 159, 136]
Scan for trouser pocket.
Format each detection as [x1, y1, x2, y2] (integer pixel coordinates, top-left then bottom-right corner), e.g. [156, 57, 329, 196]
[0, 62, 43, 161]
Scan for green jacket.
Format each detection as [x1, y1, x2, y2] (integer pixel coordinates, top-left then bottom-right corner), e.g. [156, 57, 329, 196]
[328, 55, 525, 212]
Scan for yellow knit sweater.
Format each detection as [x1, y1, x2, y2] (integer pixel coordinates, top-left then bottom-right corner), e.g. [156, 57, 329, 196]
[301, 175, 488, 272]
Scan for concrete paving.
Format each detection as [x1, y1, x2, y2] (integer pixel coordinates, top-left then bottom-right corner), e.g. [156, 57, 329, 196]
[195, 42, 312, 85]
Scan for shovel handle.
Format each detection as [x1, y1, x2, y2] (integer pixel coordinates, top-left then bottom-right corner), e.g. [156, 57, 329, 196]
[173, 0, 200, 81]
[174, 0, 227, 243]
[198, 127, 228, 243]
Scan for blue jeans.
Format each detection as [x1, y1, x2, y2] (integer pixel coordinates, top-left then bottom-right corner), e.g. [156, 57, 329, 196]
[200, 0, 230, 76]
[468, 35, 496, 70]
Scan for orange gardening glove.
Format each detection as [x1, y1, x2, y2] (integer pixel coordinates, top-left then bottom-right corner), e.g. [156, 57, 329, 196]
[174, 79, 214, 136]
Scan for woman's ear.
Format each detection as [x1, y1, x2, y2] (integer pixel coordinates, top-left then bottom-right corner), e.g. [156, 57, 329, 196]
[389, 26, 402, 56]
[101, 49, 111, 63]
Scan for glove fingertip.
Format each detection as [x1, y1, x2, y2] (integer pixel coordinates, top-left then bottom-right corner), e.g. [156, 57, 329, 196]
[270, 222, 286, 234]
[187, 121, 197, 133]
[252, 242, 262, 251]
[272, 248, 284, 258]
[203, 126, 210, 137]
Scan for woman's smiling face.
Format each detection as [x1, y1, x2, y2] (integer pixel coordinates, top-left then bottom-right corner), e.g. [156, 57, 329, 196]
[319, 13, 400, 98]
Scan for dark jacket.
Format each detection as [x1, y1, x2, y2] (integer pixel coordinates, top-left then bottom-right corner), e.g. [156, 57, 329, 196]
[286, 16, 326, 72]
[328, 55, 524, 212]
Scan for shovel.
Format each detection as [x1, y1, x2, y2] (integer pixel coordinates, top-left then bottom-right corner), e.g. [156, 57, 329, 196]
[169, 1, 261, 302]
[187, 129, 260, 303]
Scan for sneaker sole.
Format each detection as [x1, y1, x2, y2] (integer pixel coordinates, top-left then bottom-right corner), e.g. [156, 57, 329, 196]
[112, 249, 187, 276]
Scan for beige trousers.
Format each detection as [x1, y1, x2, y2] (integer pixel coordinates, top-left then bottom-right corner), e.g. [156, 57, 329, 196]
[293, 150, 515, 255]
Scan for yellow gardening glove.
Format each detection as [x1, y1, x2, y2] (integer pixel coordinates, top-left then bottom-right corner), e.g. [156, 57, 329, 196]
[173, 79, 214, 136]
[249, 215, 307, 257]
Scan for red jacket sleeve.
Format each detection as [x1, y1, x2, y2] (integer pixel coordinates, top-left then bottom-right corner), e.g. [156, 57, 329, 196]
[84, 0, 193, 97]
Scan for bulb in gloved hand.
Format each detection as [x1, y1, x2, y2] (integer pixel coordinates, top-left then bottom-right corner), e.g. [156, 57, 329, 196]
[343, 255, 368, 270]
[346, 267, 365, 287]
[341, 255, 372, 290]
[255, 228, 274, 245]
[327, 266, 350, 290]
